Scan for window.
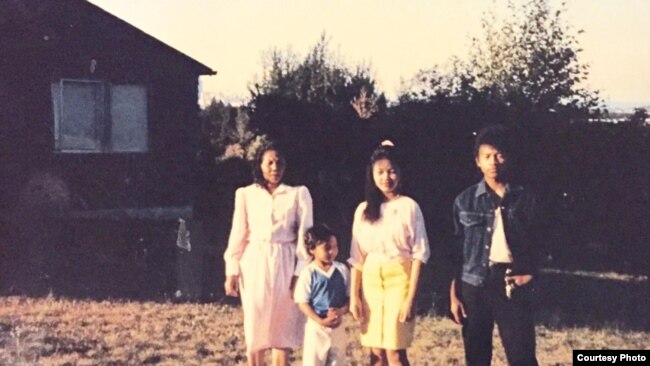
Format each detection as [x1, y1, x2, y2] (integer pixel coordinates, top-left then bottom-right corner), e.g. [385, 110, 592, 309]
[51, 79, 148, 152]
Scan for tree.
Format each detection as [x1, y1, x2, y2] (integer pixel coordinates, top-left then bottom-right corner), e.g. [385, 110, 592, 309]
[250, 33, 384, 111]
[628, 107, 648, 127]
[199, 100, 267, 161]
[247, 34, 387, 181]
[468, 0, 600, 115]
[398, 57, 479, 105]
[400, 0, 602, 119]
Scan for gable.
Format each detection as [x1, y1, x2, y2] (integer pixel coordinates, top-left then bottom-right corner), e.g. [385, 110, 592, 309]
[0, 0, 215, 76]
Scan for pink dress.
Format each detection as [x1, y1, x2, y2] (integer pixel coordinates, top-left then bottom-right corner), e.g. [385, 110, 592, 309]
[224, 183, 313, 355]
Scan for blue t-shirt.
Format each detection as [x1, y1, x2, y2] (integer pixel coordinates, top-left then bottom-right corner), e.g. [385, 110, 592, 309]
[294, 261, 350, 318]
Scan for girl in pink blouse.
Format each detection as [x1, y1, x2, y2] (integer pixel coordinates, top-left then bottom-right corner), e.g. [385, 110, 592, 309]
[224, 144, 313, 366]
[349, 142, 430, 366]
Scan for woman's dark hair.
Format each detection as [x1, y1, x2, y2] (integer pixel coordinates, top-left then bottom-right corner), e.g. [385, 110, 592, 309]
[473, 124, 514, 158]
[252, 142, 285, 187]
[363, 143, 401, 223]
[304, 224, 336, 254]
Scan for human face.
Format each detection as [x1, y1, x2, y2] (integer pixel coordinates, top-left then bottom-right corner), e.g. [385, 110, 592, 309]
[260, 150, 285, 187]
[475, 144, 508, 181]
[310, 236, 339, 267]
[372, 158, 400, 199]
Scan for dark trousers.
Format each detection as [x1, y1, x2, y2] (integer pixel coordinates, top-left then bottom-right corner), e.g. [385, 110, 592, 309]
[460, 265, 538, 366]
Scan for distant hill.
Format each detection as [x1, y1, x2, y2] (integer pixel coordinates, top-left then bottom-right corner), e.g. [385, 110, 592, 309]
[606, 100, 650, 113]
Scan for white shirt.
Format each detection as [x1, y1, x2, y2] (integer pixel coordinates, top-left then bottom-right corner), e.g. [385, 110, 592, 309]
[224, 183, 313, 276]
[489, 207, 513, 263]
[349, 196, 430, 270]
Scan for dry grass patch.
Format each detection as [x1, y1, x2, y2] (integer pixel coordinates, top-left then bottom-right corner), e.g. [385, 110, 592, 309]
[0, 296, 647, 365]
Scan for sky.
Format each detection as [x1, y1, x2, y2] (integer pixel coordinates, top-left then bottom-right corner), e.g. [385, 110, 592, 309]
[88, 0, 650, 111]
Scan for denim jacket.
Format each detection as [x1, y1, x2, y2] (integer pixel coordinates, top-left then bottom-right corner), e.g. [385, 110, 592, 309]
[453, 180, 539, 286]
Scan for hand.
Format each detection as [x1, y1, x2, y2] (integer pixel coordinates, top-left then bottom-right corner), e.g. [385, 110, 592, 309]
[289, 275, 298, 298]
[320, 309, 340, 328]
[224, 275, 239, 297]
[330, 306, 348, 317]
[328, 307, 348, 328]
[399, 298, 414, 323]
[506, 274, 533, 287]
[450, 296, 467, 325]
[350, 296, 365, 322]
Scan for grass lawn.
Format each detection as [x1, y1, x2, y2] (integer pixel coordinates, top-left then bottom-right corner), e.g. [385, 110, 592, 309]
[0, 287, 647, 365]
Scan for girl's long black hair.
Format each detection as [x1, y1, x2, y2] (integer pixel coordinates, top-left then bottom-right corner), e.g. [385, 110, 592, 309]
[363, 143, 402, 223]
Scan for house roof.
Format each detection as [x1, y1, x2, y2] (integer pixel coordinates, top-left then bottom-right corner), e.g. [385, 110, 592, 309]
[0, 0, 216, 76]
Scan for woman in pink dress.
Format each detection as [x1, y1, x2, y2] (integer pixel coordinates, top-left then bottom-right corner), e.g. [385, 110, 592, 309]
[224, 144, 313, 366]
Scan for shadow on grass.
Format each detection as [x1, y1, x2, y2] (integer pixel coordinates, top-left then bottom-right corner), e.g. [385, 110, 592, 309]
[426, 267, 649, 333]
[0, 218, 226, 303]
[3, 213, 647, 333]
[533, 269, 649, 331]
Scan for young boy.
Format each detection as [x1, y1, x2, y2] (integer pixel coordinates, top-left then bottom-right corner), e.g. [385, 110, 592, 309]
[449, 125, 540, 366]
[294, 224, 349, 366]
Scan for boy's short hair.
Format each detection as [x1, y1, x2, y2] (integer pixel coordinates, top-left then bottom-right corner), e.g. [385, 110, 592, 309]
[473, 124, 514, 158]
[304, 224, 336, 253]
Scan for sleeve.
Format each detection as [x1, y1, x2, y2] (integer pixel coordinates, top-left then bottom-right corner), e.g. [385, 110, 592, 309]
[411, 202, 431, 264]
[223, 188, 249, 276]
[526, 191, 543, 276]
[341, 263, 351, 297]
[294, 186, 314, 276]
[293, 266, 312, 304]
[348, 203, 367, 270]
[450, 197, 464, 281]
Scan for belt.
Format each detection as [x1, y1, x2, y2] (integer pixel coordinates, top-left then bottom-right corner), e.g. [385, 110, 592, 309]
[488, 262, 512, 278]
[489, 261, 512, 268]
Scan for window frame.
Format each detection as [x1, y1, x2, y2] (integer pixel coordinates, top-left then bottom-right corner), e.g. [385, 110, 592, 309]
[52, 78, 149, 154]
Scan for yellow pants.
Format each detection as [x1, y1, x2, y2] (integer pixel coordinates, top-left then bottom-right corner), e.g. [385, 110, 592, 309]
[360, 258, 414, 350]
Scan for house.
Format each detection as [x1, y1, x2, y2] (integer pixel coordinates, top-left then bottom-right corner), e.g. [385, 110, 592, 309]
[0, 0, 215, 297]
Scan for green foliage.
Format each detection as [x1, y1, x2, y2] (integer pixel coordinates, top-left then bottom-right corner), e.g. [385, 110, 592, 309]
[470, 0, 599, 113]
[246, 33, 388, 181]
[628, 107, 648, 126]
[399, 57, 478, 105]
[401, 0, 601, 118]
[199, 100, 267, 161]
[250, 33, 385, 112]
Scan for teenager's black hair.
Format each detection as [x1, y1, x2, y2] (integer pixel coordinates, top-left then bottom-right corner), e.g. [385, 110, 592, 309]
[304, 224, 336, 253]
[252, 142, 285, 187]
[363, 144, 401, 223]
[473, 124, 515, 158]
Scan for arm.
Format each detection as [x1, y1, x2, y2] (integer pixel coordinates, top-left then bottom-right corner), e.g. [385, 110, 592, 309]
[298, 303, 339, 327]
[399, 259, 423, 322]
[449, 278, 466, 325]
[507, 191, 540, 287]
[348, 205, 366, 322]
[349, 266, 364, 322]
[399, 202, 430, 322]
[332, 264, 351, 318]
[449, 198, 467, 324]
[333, 303, 349, 316]
[223, 188, 249, 296]
[450, 198, 463, 283]
[410, 202, 431, 264]
[294, 267, 339, 328]
[294, 186, 314, 277]
[326, 305, 348, 329]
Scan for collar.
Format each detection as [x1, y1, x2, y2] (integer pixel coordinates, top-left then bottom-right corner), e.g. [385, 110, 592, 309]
[273, 183, 289, 195]
[475, 179, 523, 198]
[311, 261, 338, 278]
[256, 182, 289, 196]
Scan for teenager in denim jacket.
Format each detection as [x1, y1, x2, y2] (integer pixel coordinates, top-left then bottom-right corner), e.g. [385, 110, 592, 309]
[449, 125, 540, 366]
